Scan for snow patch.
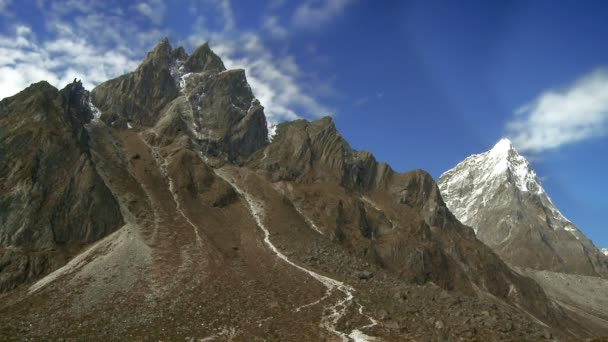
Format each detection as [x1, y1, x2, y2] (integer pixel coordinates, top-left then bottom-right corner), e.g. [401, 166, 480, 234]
[267, 123, 277, 142]
[88, 98, 102, 121]
[601, 248, 608, 257]
[169, 57, 186, 89]
[179, 72, 192, 91]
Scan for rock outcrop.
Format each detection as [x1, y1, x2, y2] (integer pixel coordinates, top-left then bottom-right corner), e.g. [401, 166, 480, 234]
[92, 38, 267, 162]
[0, 80, 123, 291]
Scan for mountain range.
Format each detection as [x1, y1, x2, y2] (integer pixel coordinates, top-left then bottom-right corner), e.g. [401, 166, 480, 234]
[1, 38, 607, 341]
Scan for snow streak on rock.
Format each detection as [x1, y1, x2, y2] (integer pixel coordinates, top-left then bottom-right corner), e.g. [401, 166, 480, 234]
[140, 135, 204, 247]
[88, 98, 102, 121]
[214, 168, 378, 342]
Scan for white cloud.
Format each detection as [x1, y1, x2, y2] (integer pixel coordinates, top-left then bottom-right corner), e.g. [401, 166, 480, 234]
[507, 68, 608, 152]
[0, 24, 139, 100]
[293, 0, 352, 30]
[0, 0, 334, 129]
[216, 0, 235, 31]
[135, 0, 166, 25]
[35, 0, 168, 53]
[262, 16, 288, 40]
[15, 25, 32, 36]
[209, 33, 333, 124]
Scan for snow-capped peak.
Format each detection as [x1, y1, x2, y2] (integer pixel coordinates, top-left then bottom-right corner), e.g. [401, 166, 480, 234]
[489, 138, 514, 156]
[440, 138, 540, 195]
[438, 138, 577, 237]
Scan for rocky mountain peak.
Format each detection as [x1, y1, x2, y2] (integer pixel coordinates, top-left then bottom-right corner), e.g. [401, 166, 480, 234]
[92, 38, 267, 162]
[439, 139, 608, 277]
[140, 37, 175, 70]
[183, 42, 226, 73]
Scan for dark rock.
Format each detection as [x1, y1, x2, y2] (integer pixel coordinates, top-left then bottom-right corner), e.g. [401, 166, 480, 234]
[358, 271, 374, 280]
[0, 81, 123, 291]
[383, 321, 400, 330]
[377, 309, 389, 321]
[182, 43, 225, 74]
[91, 38, 180, 127]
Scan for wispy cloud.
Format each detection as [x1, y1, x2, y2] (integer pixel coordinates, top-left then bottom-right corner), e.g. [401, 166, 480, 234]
[185, 1, 334, 125]
[209, 33, 334, 124]
[0, 24, 139, 100]
[0, 0, 335, 128]
[0, 0, 163, 100]
[135, 0, 166, 25]
[216, 0, 235, 31]
[262, 16, 288, 40]
[507, 68, 608, 153]
[293, 0, 353, 30]
[353, 92, 383, 107]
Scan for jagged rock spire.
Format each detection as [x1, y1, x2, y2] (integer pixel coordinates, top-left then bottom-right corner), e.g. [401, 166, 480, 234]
[183, 42, 226, 73]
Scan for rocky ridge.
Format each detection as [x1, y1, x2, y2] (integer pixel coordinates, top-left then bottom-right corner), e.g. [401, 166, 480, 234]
[91, 37, 267, 162]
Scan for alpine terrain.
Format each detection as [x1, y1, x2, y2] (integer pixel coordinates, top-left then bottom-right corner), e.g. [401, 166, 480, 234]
[438, 138, 608, 277]
[0, 38, 606, 340]
[439, 138, 608, 334]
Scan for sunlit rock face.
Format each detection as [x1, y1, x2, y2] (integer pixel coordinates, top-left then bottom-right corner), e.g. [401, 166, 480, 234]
[439, 139, 608, 277]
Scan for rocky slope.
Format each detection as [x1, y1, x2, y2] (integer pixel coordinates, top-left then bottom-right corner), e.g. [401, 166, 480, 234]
[0, 80, 123, 292]
[438, 139, 608, 278]
[0, 39, 603, 340]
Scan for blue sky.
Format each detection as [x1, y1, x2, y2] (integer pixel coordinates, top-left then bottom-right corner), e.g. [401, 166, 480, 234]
[1, 0, 607, 247]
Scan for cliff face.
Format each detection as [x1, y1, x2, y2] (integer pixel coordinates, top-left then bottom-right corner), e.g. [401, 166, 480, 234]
[0, 80, 123, 291]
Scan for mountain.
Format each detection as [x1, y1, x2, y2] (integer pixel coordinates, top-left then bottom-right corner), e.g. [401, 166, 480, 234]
[438, 138, 608, 277]
[1, 39, 605, 340]
[0, 80, 123, 292]
[91, 37, 267, 162]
